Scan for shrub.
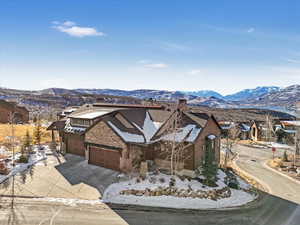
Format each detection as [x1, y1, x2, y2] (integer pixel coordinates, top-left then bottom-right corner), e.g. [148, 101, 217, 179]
[136, 177, 141, 183]
[18, 155, 29, 163]
[169, 177, 176, 187]
[159, 177, 165, 183]
[283, 151, 289, 162]
[228, 181, 239, 189]
[149, 176, 157, 184]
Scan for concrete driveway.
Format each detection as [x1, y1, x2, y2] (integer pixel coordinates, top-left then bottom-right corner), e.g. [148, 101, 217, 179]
[0, 153, 120, 200]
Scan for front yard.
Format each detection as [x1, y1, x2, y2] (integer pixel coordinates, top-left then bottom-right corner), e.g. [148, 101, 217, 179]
[103, 169, 257, 209]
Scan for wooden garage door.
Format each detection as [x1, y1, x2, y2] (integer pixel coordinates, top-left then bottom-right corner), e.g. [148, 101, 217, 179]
[89, 146, 120, 171]
[66, 134, 85, 156]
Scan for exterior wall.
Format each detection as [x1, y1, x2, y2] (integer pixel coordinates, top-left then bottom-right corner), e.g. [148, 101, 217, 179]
[0, 104, 29, 124]
[85, 121, 132, 172]
[0, 106, 11, 123]
[194, 117, 221, 169]
[85, 121, 126, 149]
[65, 133, 85, 156]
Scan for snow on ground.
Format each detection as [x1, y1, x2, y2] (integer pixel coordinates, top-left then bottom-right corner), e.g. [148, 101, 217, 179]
[37, 197, 102, 206]
[0, 145, 47, 183]
[103, 170, 257, 209]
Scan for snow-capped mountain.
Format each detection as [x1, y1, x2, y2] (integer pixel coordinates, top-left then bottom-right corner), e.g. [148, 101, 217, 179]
[244, 85, 300, 111]
[181, 90, 223, 99]
[224, 86, 280, 101]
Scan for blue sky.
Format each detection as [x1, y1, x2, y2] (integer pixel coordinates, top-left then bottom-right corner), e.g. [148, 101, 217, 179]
[1, 0, 300, 95]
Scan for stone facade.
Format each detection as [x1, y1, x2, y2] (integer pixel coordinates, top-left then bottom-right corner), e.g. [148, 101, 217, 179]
[194, 117, 221, 169]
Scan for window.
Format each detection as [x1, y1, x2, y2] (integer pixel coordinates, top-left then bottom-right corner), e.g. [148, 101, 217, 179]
[71, 118, 91, 127]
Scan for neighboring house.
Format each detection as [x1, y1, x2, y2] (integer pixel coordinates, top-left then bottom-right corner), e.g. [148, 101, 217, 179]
[250, 121, 265, 141]
[219, 121, 251, 140]
[0, 100, 29, 124]
[238, 123, 251, 140]
[48, 100, 221, 173]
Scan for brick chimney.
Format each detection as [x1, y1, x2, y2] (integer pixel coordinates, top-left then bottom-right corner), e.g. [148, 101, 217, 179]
[178, 98, 187, 111]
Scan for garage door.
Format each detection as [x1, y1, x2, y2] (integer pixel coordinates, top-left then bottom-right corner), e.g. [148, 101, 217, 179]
[66, 134, 85, 156]
[89, 146, 121, 171]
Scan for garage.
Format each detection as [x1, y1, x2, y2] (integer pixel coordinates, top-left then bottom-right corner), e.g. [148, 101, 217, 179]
[66, 133, 85, 156]
[89, 146, 121, 171]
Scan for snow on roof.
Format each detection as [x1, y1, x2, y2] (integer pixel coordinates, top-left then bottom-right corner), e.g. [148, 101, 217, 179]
[282, 121, 300, 126]
[71, 111, 110, 119]
[240, 124, 250, 132]
[153, 122, 162, 129]
[64, 119, 86, 134]
[159, 124, 201, 143]
[108, 121, 145, 143]
[133, 112, 159, 142]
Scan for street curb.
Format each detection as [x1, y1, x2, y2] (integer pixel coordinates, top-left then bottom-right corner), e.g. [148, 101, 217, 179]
[263, 161, 300, 185]
[232, 155, 272, 194]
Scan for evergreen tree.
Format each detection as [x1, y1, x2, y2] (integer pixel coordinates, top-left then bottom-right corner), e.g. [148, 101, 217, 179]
[33, 118, 43, 146]
[283, 150, 289, 162]
[202, 138, 218, 186]
[23, 129, 32, 152]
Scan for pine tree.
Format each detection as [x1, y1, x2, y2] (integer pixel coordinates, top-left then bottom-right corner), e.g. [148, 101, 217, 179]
[33, 118, 43, 147]
[283, 150, 288, 162]
[23, 130, 32, 152]
[202, 138, 218, 186]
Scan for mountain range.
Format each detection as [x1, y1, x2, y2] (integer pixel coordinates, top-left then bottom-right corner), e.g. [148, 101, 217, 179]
[0, 85, 299, 114]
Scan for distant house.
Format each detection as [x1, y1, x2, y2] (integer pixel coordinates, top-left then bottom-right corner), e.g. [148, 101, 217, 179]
[0, 100, 29, 124]
[48, 100, 222, 173]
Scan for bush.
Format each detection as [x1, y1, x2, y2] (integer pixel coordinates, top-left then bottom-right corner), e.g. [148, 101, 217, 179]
[149, 176, 157, 184]
[18, 155, 29, 163]
[169, 177, 176, 187]
[159, 177, 165, 183]
[228, 181, 239, 189]
[283, 151, 289, 162]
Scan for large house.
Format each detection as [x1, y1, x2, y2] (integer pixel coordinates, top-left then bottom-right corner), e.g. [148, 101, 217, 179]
[48, 100, 222, 173]
[0, 100, 29, 124]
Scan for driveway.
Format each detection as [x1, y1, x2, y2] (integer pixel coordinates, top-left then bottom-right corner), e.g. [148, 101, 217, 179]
[233, 144, 300, 204]
[0, 153, 120, 200]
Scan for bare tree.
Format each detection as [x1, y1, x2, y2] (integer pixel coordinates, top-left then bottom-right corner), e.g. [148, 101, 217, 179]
[159, 109, 192, 175]
[265, 114, 276, 142]
[224, 123, 240, 168]
[294, 103, 300, 164]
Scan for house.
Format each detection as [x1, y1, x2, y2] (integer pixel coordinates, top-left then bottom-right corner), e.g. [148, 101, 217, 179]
[49, 100, 221, 174]
[0, 100, 29, 124]
[150, 102, 222, 172]
[48, 103, 167, 159]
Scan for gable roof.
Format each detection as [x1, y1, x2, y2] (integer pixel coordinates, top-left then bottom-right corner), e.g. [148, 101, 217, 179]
[150, 110, 217, 143]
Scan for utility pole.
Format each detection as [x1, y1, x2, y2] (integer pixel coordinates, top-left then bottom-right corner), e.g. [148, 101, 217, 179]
[10, 111, 16, 209]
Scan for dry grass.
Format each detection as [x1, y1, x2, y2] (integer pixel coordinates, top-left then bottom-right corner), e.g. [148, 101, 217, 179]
[0, 123, 53, 145]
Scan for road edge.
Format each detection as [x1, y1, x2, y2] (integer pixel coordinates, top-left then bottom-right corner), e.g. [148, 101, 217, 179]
[263, 161, 300, 185]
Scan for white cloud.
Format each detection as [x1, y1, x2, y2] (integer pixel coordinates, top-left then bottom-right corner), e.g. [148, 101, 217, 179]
[144, 63, 168, 69]
[52, 21, 105, 38]
[247, 28, 255, 33]
[188, 69, 201, 75]
[63, 21, 76, 26]
[284, 58, 300, 64]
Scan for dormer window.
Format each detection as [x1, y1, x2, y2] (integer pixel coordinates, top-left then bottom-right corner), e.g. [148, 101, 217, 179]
[71, 118, 91, 127]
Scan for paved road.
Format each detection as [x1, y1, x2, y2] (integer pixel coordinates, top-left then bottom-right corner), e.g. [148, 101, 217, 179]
[0, 198, 128, 225]
[234, 144, 300, 204]
[113, 193, 300, 225]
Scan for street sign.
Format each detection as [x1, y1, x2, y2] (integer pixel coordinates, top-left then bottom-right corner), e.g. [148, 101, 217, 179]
[272, 147, 276, 152]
